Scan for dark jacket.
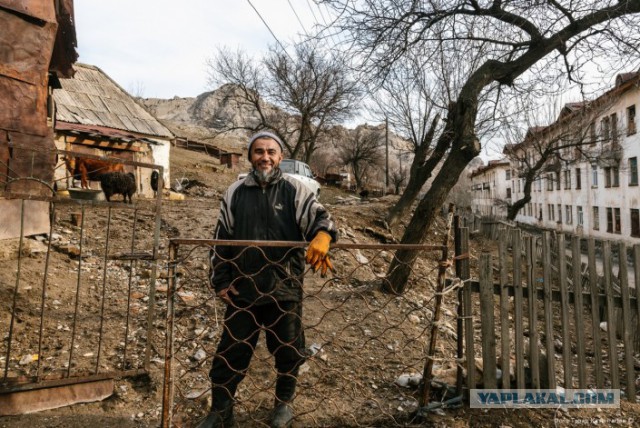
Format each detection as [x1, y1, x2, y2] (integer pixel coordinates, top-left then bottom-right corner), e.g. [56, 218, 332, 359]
[210, 168, 337, 305]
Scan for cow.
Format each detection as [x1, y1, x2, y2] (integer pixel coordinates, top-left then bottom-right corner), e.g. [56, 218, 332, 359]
[65, 156, 125, 189]
[99, 172, 136, 203]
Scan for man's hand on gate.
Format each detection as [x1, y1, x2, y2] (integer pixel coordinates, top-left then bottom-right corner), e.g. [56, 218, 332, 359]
[216, 285, 238, 305]
[306, 231, 335, 277]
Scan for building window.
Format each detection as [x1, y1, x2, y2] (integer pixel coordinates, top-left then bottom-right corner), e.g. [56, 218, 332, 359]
[611, 113, 618, 145]
[547, 173, 554, 191]
[565, 205, 572, 225]
[557, 203, 562, 223]
[564, 170, 571, 189]
[555, 172, 560, 190]
[593, 206, 599, 230]
[589, 121, 597, 145]
[601, 116, 610, 142]
[549, 204, 555, 222]
[628, 105, 636, 136]
[505, 169, 511, 181]
[604, 167, 611, 188]
[506, 188, 511, 199]
[612, 167, 619, 187]
[575, 168, 581, 189]
[632, 209, 640, 237]
[606, 207, 621, 234]
[591, 165, 598, 187]
[630, 157, 638, 186]
[577, 206, 583, 226]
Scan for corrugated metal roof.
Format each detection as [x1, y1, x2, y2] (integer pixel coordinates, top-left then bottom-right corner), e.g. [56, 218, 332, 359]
[53, 63, 173, 138]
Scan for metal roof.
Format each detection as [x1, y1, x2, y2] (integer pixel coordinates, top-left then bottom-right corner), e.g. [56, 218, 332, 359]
[53, 63, 173, 139]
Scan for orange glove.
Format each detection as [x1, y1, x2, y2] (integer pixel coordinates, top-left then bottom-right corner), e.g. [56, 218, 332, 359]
[306, 231, 335, 277]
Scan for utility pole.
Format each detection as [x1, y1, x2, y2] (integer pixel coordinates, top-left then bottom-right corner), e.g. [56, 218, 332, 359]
[384, 117, 389, 196]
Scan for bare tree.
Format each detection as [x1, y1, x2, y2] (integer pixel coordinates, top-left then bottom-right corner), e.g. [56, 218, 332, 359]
[338, 125, 384, 190]
[207, 43, 360, 163]
[503, 91, 625, 220]
[321, 0, 640, 293]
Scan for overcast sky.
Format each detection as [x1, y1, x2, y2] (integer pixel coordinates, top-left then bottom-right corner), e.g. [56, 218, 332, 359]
[75, 0, 325, 99]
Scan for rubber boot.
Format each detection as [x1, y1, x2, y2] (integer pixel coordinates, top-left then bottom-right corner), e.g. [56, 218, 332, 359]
[270, 375, 296, 428]
[195, 387, 235, 428]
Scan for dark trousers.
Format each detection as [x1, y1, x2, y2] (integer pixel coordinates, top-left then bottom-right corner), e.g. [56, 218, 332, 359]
[209, 301, 305, 408]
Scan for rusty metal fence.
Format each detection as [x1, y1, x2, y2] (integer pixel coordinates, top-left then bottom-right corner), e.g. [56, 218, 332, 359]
[0, 147, 164, 404]
[161, 239, 457, 427]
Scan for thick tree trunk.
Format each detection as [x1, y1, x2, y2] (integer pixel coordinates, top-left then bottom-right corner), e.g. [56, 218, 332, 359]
[507, 195, 531, 220]
[383, 100, 480, 294]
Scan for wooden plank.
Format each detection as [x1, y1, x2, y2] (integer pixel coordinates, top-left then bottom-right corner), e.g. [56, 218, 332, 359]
[461, 228, 476, 391]
[480, 252, 497, 389]
[512, 229, 525, 389]
[526, 236, 540, 389]
[635, 245, 640, 354]
[498, 229, 510, 389]
[572, 236, 587, 389]
[542, 231, 556, 389]
[0, 379, 114, 415]
[618, 242, 636, 402]
[454, 222, 473, 395]
[603, 241, 620, 389]
[588, 238, 604, 388]
[557, 233, 573, 388]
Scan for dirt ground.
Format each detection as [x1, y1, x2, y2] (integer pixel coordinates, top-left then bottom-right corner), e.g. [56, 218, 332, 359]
[1, 145, 640, 427]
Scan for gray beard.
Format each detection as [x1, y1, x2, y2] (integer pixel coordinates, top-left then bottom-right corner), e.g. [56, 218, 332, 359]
[253, 168, 277, 184]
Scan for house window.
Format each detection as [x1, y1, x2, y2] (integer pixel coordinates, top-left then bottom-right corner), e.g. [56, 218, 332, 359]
[630, 157, 638, 186]
[601, 116, 611, 142]
[589, 121, 597, 145]
[611, 113, 618, 145]
[591, 165, 598, 187]
[604, 167, 611, 188]
[555, 172, 560, 190]
[632, 209, 640, 237]
[575, 168, 581, 189]
[564, 170, 571, 189]
[615, 208, 621, 234]
[549, 204, 555, 222]
[612, 167, 619, 187]
[557, 203, 562, 223]
[505, 169, 511, 181]
[607, 207, 613, 233]
[627, 105, 636, 136]
[506, 188, 511, 199]
[577, 206, 584, 226]
[593, 206, 600, 230]
[565, 205, 572, 225]
[547, 173, 554, 191]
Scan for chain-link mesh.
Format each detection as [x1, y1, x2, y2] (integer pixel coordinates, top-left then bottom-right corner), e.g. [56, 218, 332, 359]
[162, 239, 462, 427]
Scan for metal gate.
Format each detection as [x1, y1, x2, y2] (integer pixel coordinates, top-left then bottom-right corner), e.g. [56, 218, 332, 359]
[161, 239, 452, 427]
[0, 147, 164, 413]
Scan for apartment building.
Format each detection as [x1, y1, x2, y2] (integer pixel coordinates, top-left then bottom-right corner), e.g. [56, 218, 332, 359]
[490, 71, 640, 244]
[469, 159, 512, 217]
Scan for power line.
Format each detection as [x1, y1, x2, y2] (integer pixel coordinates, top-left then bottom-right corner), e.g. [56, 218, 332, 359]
[246, 0, 294, 60]
[287, 0, 309, 37]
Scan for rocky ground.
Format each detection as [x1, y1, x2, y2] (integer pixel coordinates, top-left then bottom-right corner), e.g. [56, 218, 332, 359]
[1, 145, 639, 427]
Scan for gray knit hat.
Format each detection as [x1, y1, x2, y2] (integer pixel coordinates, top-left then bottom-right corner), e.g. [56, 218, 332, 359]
[247, 131, 285, 159]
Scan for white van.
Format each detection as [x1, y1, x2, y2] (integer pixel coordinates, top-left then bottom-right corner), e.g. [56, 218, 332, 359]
[237, 159, 321, 198]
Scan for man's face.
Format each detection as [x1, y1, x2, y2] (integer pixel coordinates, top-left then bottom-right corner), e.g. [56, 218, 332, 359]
[250, 137, 283, 176]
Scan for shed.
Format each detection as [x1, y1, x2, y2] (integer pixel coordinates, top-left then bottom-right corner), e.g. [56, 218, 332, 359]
[53, 63, 174, 197]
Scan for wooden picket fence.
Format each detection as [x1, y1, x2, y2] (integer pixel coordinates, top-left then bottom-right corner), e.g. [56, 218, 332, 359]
[456, 218, 639, 402]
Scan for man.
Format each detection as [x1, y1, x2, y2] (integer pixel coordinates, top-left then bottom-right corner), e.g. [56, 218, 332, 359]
[197, 131, 337, 428]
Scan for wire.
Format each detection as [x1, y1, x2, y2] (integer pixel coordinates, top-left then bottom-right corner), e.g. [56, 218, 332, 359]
[287, 0, 309, 37]
[246, 0, 294, 61]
